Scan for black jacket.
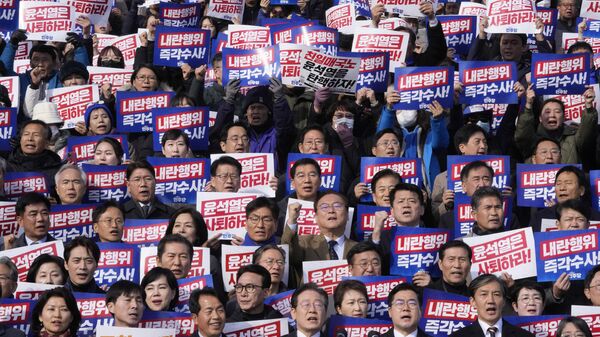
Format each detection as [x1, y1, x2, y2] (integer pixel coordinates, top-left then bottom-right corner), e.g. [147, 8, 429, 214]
[449, 320, 535, 337]
[381, 328, 432, 337]
[226, 304, 283, 323]
[123, 198, 175, 219]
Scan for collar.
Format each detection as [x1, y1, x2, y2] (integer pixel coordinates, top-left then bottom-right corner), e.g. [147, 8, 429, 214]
[478, 319, 502, 335]
[323, 235, 345, 246]
[138, 202, 152, 208]
[296, 331, 320, 337]
[472, 223, 504, 236]
[242, 233, 276, 246]
[25, 235, 47, 245]
[394, 329, 418, 337]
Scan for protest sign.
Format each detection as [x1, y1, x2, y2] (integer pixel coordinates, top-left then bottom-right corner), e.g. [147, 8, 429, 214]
[346, 51, 389, 93]
[583, 19, 600, 38]
[96, 326, 176, 337]
[0, 202, 16, 237]
[75, 292, 113, 337]
[563, 32, 600, 54]
[271, 21, 316, 44]
[485, 0, 536, 34]
[223, 318, 289, 337]
[280, 43, 316, 87]
[334, 0, 371, 17]
[592, 170, 600, 212]
[459, 61, 518, 104]
[197, 192, 259, 239]
[4, 172, 49, 200]
[95, 242, 140, 289]
[0, 298, 33, 334]
[139, 311, 195, 336]
[87, 66, 133, 94]
[360, 157, 423, 202]
[459, 2, 486, 16]
[140, 246, 211, 281]
[82, 164, 128, 203]
[66, 134, 128, 163]
[505, 315, 568, 337]
[211, 153, 275, 197]
[372, 0, 424, 17]
[0, 108, 16, 151]
[152, 106, 209, 152]
[49, 204, 96, 242]
[292, 25, 339, 56]
[535, 230, 600, 282]
[68, 0, 111, 26]
[420, 288, 477, 337]
[0, 76, 19, 108]
[532, 53, 590, 95]
[345, 275, 406, 319]
[446, 155, 511, 194]
[14, 282, 60, 301]
[439, 15, 478, 56]
[299, 49, 360, 93]
[206, 0, 244, 22]
[19, 2, 75, 42]
[572, 305, 600, 337]
[516, 164, 580, 207]
[355, 205, 397, 241]
[148, 157, 210, 204]
[0, 241, 64, 281]
[286, 153, 342, 193]
[544, 87, 600, 125]
[453, 193, 512, 238]
[159, 2, 201, 27]
[123, 219, 169, 247]
[327, 315, 393, 336]
[394, 66, 454, 109]
[228, 24, 271, 50]
[265, 290, 296, 327]
[221, 245, 290, 291]
[111, 34, 142, 68]
[0, 0, 17, 31]
[352, 28, 410, 72]
[116, 91, 174, 133]
[176, 275, 214, 312]
[154, 26, 210, 68]
[582, 0, 600, 20]
[284, 198, 354, 238]
[303, 260, 350, 295]
[463, 227, 537, 280]
[271, 0, 299, 5]
[326, 3, 356, 31]
[222, 46, 279, 90]
[47, 84, 99, 129]
[390, 227, 449, 277]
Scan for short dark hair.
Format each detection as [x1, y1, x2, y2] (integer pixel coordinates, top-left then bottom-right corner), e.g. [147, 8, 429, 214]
[106, 280, 144, 306]
[31, 287, 81, 337]
[510, 280, 545, 304]
[126, 160, 155, 180]
[245, 196, 279, 219]
[460, 161, 494, 182]
[290, 158, 321, 179]
[555, 165, 587, 196]
[531, 137, 561, 158]
[556, 199, 591, 221]
[236, 264, 271, 290]
[131, 64, 160, 83]
[157, 234, 194, 261]
[95, 137, 124, 165]
[438, 240, 472, 261]
[20, 119, 52, 141]
[63, 236, 100, 263]
[390, 183, 424, 206]
[210, 155, 242, 176]
[220, 121, 248, 142]
[469, 273, 507, 298]
[290, 282, 328, 309]
[16, 192, 51, 216]
[584, 265, 600, 289]
[189, 287, 221, 315]
[26, 254, 68, 283]
[334, 279, 368, 309]
[212, 52, 222, 68]
[500, 33, 527, 46]
[166, 207, 208, 247]
[387, 283, 419, 307]
[371, 169, 402, 192]
[347, 241, 383, 265]
[453, 124, 487, 153]
[314, 190, 348, 211]
[140, 267, 179, 310]
[541, 98, 566, 114]
[252, 244, 286, 264]
[298, 125, 328, 148]
[556, 317, 593, 337]
[471, 186, 502, 210]
[373, 128, 401, 147]
[568, 41, 594, 54]
[92, 200, 125, 224]
[161, 129, 190, 147]
[29, 44, 58, 62]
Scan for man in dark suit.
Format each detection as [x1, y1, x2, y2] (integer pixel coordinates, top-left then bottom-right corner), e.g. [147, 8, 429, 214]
[188, 287, 226, 337]
[381, 283, 431, 337]
[425, 240, 471, 297]
[122, 160, 175, 219]
[282, 283, 328, 337]
[0, 192, 55, 251]
[449, 274, 535, 337]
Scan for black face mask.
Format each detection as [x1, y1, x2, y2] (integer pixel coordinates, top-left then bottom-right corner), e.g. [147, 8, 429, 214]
[101, 60, 121, 68]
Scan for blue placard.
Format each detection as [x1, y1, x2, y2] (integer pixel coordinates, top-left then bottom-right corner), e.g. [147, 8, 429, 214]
[419, 288, 476, 337]
[66, 134, 129, 163]
[345, 275, 406, 320]
[0, 0, 18, 31]
[222, 45, 280, 89]
[0, 298, 33, 334]
[291, 25, 339, 56]
[505, 315, 568, 337]
[591, 170, 600, 212]
[154, 26, 210, 68]
[446, 155, 511, 193]
[123, 218, 169, 248]
[333, 0, 371, 17]
[147, 156, 210, 205]
[360, 157, 423, 202]
[265, 289, 296, 328]
[286, 153, 342, 194]
[152, 106, 209, 152]
[355, 205, 395, 241]
[438, 15, 477, 56]
[453, 194, 512, 238]
[115, 91, 175, 133]
[389, 227, 449, 277]
[75, 292, 114, 337]
[393, 66, 454, 109]
[211, 31, 228, 61]
[3, 172, 50, 200]
[175, 274, 214, 312]
[532, 53, 590, 95]
[534, 229, 600, 282]
[516, 163, 580, 208]
[159, 2, 202, 27]
[340, 51, 389, 93]
[0, 108, 16, 151]
[270, 0, 299, 5]
[327, 315, 393, 337]
[139, 310, 195, 335]
[81, 164, 129, 203]
[583, 18, 600, 39]
[94, 242, 140, 289]
[49, 204, 97, 242]
[459, 61, 518, 104]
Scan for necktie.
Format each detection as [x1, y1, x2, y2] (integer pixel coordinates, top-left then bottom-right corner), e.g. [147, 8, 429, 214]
[142, 204, 150, 217]
[488, 327, 498, 337]
[31, 241, 39, 245]
[328, 240, 339, 260]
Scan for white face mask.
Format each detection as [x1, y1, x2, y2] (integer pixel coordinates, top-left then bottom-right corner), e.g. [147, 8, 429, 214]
[476, 121, 491, 134]
[49, 125, 60, 138]
[335, 117, 354, 130]
[396, 110, 418, 128]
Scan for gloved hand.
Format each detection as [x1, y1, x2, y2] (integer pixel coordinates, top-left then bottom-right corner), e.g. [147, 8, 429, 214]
[313, 87, 330, 112]
[224, 79, 241, 104]
[66, 32, 82, 48]
[337, 124, 354, 148]
[10, 29, 27, 47]
[269, 77, 284, 101]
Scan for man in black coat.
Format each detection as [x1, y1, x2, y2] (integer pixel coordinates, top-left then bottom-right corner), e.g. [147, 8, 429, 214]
[282, 283, 328, 337]
[122, 160, 174, 219]
[381, 283, 431, 337]
[0, 192, 56, 251]
[449, 274, 535, 337]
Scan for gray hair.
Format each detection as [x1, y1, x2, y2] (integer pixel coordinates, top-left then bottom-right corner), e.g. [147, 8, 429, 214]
[0, 256, 18, 282]
[54, 164, 87, 186]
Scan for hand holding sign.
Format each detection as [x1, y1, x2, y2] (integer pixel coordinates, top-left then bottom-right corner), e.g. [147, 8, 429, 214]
[428, 100, 444, 119]
[371, 3, 385, 26]
[412, 270, 431, 287]
[584, 86, 596, 108]
[534, 17, 545, 41]
[419, 0, 436, 20]
[552, 272, 571, 300]
[385, 88, 400, 109]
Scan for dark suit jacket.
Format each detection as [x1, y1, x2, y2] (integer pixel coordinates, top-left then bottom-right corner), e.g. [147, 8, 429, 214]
[449, 320, 535, 337]
[0, 233, 56, 251]
[123, 198, 175, 219]
[0, 326, 25, 337]
[381, 328, 432, 337]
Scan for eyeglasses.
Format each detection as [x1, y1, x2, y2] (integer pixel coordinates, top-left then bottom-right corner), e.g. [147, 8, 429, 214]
[318, 202, 345, 212]
[215, 173, 241, 182]
[136, 75, 157, 82]
[234, 284, 263, 293]
[227, 136, 249, 143]
[261, 259, 285, 267]
[392, 299, 418, 309]
[354, 259, 381, 270]
[247, 215, 275, 225]
[298, 301, 325, 311]
[518, 296, 542, 303]
[588, 284, 600, 290]
[98, 218, 124, 226]
[376, 140, 400, 148]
